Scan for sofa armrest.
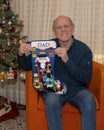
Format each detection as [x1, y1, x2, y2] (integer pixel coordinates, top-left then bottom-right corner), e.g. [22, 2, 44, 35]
[25, 70, 39, 110]
[88, 61, 104, 108]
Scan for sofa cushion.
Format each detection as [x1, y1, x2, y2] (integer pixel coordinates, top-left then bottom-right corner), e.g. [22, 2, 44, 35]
[37, 94, 99, 112]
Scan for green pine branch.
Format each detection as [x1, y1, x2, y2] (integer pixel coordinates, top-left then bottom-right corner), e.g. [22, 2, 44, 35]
[0, 0, 28, 72]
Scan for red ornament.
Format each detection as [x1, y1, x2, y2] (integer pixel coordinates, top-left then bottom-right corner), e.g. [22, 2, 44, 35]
[7, 68, 18, 79]
[13, 71, 18, 79]
[20, 20, 24, 24]
[7, 5, 11, 11]
[10, 26, 15, 32]
[2, 47, 6, 58]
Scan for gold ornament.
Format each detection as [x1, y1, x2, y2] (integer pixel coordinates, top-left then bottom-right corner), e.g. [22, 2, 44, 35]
[0, 72, 6, 82]
[0, 28, 2, 33]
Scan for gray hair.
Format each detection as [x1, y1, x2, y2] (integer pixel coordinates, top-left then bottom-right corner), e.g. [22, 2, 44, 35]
[53, 15, 74, 30]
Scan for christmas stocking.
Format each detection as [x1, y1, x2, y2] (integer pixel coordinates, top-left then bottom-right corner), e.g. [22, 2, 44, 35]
[29, 40, 67, 95]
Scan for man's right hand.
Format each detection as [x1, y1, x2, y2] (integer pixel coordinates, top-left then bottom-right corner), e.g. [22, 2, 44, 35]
[18, 43, 33, 56]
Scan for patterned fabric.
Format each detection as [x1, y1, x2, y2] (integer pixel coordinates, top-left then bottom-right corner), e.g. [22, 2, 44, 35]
[29, 40, 67, 95]
[0, 109, 27, 130]
[0, 101, 19, 122]
[0, 96, 11, 117]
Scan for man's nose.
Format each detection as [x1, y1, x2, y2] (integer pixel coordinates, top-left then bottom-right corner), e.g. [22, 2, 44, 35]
[61, 26, 65, 31]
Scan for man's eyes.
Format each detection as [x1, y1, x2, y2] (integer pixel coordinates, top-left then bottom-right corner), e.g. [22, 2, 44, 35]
[56, 26, 62, 29]
[56, 25, 70, 29]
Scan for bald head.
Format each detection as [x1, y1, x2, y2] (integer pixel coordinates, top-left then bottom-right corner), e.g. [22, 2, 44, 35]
[53, 15, 74, 30]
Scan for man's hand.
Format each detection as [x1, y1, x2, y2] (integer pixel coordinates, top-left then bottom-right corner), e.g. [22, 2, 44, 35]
[18, 43, 33, 56]
[55, 47, 69, 63]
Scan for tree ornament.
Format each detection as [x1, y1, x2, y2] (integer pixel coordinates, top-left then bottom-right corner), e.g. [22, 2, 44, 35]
[0, 28, 2, 33]
[0, 18, 2, 24]
[7, 39, 10, 46]
[11, 15, 16, 19]
[0, 0, 27, 75]
[13, 70, 18, 79]
[14, 39, 17, 44]
[20, 20, 24, 24]
[6, 68, 18, 80]
[7, 5, 11, 11]
[20, 71, 25, 80]
[0, 72, 6, 82]
[2, 19, 5, 24]
[8, 20, 12, 25]
[10, 26, 15, 32]
[2, 47, 6, 58]
[5, 30, 9, 36]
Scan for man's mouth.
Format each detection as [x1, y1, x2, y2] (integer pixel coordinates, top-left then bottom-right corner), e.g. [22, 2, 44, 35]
[60, 33, 68, 36]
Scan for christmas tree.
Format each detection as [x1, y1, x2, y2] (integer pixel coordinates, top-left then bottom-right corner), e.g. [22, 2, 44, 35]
[0, 0, 27, 81]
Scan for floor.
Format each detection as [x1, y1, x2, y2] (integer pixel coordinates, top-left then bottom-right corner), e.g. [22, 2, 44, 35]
[0, 105, 27, 130]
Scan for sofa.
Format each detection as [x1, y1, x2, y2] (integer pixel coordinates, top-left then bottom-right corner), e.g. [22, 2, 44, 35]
[25, 61, 104, 130]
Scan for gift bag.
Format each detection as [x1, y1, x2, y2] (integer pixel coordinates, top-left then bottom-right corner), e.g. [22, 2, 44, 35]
[0, 96, 19, 122]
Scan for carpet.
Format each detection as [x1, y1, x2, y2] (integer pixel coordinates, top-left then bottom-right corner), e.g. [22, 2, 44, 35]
[0, 106, 27, 130]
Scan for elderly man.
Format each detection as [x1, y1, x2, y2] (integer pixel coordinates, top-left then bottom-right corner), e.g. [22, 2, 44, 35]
[18, 15, 96, 130]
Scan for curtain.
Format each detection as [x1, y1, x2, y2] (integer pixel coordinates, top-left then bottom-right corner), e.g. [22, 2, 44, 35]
[12, 0, 104, 64]
[0, 73, 26, 105]
[2, 0, 103, 105]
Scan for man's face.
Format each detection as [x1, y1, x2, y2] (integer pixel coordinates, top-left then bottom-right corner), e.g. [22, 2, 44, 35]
[54, 16, 74, 43]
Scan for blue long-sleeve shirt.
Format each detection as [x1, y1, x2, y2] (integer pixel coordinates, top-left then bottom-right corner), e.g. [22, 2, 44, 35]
[18, 37, 92, 97]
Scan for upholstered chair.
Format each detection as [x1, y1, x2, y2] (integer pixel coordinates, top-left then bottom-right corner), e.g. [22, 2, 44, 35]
[25, 61, 104, 130]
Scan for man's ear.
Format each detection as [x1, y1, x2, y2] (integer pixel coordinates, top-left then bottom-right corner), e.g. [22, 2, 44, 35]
[72, 25, 75, 33]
